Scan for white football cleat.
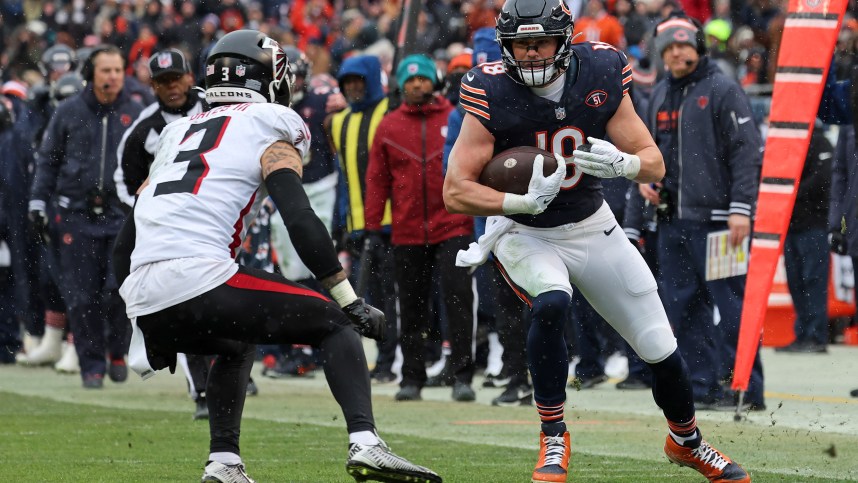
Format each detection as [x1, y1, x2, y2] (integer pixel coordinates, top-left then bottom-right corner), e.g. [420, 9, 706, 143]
[201, 461, 255, 483]
[346, 437, 442, 482]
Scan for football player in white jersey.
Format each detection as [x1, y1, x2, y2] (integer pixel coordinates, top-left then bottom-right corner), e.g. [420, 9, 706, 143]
[113, 30, 441, 483]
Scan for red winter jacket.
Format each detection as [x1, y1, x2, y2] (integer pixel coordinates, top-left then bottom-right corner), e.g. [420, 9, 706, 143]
[365, 95, 473, 245]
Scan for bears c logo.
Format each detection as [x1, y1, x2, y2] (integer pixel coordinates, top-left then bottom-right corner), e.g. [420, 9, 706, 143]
[585, 90, 608, 107]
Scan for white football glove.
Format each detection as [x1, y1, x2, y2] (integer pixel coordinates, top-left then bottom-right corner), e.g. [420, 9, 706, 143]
[502, 152, 566, 215]
[572, 136, 641, 180]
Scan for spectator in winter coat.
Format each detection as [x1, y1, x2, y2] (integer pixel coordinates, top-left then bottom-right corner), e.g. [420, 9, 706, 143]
[365, 54, 475, 403]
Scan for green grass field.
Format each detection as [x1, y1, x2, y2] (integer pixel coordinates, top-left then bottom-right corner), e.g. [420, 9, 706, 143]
[2, 345, 858, 482]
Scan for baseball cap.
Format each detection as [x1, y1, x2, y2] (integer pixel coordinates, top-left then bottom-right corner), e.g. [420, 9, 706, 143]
[149, 49, 190, 79]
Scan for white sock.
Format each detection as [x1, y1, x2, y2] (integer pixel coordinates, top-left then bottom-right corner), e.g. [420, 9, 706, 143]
[209, 452, 242, 466]
[349, 430, 380, 446]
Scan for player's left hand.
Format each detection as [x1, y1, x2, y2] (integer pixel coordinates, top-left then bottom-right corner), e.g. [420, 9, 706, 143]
[343, 298, 386, 341]
[572, 137, 641, 180]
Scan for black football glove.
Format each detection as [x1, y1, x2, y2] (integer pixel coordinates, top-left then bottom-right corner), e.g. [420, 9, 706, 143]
[829, 229, 848, 255]
[27, 209, 49, 244]
[343, 297, 386, 341]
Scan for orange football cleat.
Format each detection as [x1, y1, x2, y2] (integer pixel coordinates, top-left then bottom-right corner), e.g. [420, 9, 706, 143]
[664, 435, 751, 482]
[531, 431, 570, 483]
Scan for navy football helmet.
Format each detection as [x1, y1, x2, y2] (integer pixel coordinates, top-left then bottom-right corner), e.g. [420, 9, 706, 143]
[283, 45, 312, 104]
[205, 30, 294, 106]
[496, 0, 575, 87]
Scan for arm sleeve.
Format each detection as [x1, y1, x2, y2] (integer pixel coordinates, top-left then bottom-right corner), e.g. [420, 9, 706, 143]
[265, 167, 342, 280]
[116, 124, 153, 206]
[719, 84, 763, 217]
[363, 123, 391, 231]
[29, 108, 65, 209]
[829, 127, 851, 231]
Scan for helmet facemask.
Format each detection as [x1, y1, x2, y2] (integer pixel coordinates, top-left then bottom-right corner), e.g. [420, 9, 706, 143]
[496, 0, 575, 87]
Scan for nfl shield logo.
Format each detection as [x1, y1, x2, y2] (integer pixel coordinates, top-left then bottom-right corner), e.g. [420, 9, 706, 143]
[236, 65, 246, 77]
[555, 107, 566, 120]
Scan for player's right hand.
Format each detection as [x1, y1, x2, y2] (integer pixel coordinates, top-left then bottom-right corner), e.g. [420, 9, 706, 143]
[343, 298, 386, 341]
[519, 152, 565, 215]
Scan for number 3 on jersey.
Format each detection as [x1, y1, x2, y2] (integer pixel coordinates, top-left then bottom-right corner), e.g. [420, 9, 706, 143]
[536, 126, 585, 189]
[154, 116, 231, 196]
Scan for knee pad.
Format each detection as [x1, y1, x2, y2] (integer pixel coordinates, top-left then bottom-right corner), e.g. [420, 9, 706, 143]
[632, 324, 677, 364]
[531, 290, 572, 321]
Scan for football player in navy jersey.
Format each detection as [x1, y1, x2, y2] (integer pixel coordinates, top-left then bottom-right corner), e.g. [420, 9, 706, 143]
[443, 1, 750, 482]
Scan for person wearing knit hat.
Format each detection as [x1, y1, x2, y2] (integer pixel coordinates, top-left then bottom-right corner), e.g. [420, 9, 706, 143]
[653, 15, 701, 55]
[395, 53, 437, 92]
[653, 15, 704, 78]
[447, 53, 472, 74]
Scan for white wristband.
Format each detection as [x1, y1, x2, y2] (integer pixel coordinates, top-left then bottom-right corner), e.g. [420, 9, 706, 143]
[329, 279, 358, 308]
[502, 193, 530, 215]
[623, 154, 641, 180]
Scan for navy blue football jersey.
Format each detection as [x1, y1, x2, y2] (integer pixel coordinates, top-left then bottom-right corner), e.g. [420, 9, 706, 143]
[293, 76, 339, 184]
[459, 42, 632, 227]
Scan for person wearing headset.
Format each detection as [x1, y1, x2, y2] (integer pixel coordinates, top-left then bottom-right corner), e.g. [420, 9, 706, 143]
[28, 44, 144, 389]
[640, 14, 765, 412]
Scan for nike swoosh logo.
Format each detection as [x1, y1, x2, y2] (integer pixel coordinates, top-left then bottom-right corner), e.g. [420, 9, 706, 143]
[738, 116, 751, 124]
[604, 225, 617, 236]
[466, 72, 474, 81]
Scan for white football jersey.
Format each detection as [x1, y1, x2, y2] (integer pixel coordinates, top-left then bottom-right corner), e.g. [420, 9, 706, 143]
[120, 102, 310, 317]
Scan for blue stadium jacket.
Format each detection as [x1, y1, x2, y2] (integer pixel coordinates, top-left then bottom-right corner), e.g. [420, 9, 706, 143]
[30, 85, 142, 219]
[646, 58, 762, 223]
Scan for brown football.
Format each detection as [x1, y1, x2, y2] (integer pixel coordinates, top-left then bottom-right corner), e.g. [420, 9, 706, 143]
[478, 146, 559, 195]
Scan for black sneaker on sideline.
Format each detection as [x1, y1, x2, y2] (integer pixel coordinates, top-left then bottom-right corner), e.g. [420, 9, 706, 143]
[616, 375, 651, 390]
[194, 397, 209, 421]
[394, 385, 422, 401]
[451, 381, 476, 402]
[482, 368, 511, 388]
[246, 377, 259, 396]
[851, 388, 858, 398]
[108, 359, 128, 383]
[492, 384, 533, 406]
[425, 370, 453, 387]
[82, 373, 104, 389]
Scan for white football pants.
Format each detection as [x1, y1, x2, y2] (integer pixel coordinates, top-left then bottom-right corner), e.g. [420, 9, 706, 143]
[493, 202, 677, 363]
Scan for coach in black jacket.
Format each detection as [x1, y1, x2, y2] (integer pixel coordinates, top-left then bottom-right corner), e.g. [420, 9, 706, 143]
[28, 45, 143, 388]
[641, 15, 764, 411]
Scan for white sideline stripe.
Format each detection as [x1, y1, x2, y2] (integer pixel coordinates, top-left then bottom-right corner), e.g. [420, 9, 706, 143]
[759, 183, 795, 194]
[752, 238, 780, 249]
[767, 127, 808, 139]
[784, 19, 839, 29]
[774, 73, 824, 83]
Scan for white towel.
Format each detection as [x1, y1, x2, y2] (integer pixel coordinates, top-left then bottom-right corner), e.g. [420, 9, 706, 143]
[128, 318, 157, 380]
[455, 216, 514, 269]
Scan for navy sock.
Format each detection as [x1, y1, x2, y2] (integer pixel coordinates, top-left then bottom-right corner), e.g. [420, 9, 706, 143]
[648, 350, 696, 438]
[541, 421, 567, 437]
[528, 290, 572, 409]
